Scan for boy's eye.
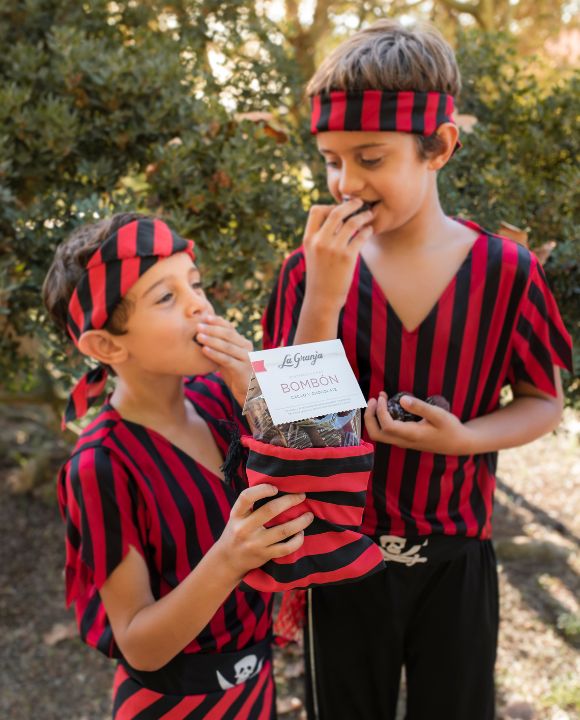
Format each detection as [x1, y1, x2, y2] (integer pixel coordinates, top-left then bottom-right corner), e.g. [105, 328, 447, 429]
[191, 281, 203, 291]
[156, 292, 173, 304]
[360, 157, 382, 167]
[324, 160, 339, 168]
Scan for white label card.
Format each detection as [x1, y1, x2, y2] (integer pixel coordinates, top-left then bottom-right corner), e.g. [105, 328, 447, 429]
[247, 339, 367, 426]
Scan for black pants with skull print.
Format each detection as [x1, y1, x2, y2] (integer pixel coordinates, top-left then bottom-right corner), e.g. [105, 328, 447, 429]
[304, 537, 499, 720]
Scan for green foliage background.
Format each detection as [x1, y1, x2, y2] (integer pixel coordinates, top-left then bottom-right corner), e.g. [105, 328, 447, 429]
[0, 1, 577, 407]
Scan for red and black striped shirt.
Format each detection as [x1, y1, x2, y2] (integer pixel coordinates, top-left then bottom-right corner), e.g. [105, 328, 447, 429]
[263, 221, 573, 540]
[58, 374, 273, 659]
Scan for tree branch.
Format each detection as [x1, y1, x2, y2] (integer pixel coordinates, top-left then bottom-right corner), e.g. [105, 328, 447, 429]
[309, 0, 335, 45]
[436, 0, 479, 16]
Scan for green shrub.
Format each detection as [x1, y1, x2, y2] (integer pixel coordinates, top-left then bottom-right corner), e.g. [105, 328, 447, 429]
[0, 10, 577, 407]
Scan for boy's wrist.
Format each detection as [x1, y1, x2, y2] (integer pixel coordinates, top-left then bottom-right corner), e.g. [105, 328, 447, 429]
[204, 540, 245, 588]
[461, 422, 485, 455]
[303, 289, 344, 322]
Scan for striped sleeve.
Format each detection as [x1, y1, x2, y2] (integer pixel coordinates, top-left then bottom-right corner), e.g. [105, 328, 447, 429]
[58, 447, 144, 607]
[262, 250, 306, 349]
[507, 255, 573, 396]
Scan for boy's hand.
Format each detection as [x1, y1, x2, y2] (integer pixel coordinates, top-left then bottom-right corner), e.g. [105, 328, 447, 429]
[196, 313, 253, 405]
[365, 392, 476, 456]
[303, 199, 375, 308]
[216, 484, 314, 582]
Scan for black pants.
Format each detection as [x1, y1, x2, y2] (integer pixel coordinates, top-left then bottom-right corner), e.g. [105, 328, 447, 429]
[304, 539, 499, 720]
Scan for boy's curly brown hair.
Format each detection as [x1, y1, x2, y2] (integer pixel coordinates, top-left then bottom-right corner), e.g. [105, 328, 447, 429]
[42, 212, 149, 339]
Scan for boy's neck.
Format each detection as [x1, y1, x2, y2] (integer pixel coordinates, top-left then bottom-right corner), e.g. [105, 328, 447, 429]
[110, 372, 189, 428]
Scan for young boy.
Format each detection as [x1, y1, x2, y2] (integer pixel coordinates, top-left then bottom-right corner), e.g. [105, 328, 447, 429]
[263, 20, 573, 720]
[43, 213, 314, 718]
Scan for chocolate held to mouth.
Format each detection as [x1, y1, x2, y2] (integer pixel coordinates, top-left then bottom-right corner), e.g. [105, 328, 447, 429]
[193, 333, 203, 347]
[343, 200, 379, 222]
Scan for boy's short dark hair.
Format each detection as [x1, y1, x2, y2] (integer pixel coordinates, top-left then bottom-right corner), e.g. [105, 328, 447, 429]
[306, 20, 461, 159]
[43, 212, 149, 339]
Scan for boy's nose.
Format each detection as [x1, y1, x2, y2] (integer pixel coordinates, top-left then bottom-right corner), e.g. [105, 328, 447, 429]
[185, 289, 209, 316]
[338, 166, 365, 197]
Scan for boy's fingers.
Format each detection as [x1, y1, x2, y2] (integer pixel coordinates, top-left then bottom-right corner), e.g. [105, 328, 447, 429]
[364, 398, 384, 438]
[198, 334, 252, 360]
[304, 205, 334, 238]
[375, 394, 395, 429]
[197, 321, 249, 341]
[365, 397, 417, 445]
[399, 395, 443, 425]
[348, 225, 373, 249]
[251, 492, 307, 528]
[231, 485, 278, 518]
[321, 200, 367, 238]
[336, 210, 374, 244]
[201, 345, 247, 368]
[263, 511, 314, 545]
[269, 530, 306, 558]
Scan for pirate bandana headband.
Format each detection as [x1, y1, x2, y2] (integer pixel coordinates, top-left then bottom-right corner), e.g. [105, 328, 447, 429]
[64, 218, 196, 427]
[310, 90, 460, 148]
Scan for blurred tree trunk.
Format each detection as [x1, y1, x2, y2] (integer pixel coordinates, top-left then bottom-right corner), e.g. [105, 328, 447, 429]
[284, 0, 335, 82]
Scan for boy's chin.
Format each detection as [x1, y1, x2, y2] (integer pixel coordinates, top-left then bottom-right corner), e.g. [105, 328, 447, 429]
[187, 356, 219, 376]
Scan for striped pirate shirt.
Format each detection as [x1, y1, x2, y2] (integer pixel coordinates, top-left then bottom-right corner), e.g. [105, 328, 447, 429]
[58, 373, 275, 717]
[262, 221, 573, 540]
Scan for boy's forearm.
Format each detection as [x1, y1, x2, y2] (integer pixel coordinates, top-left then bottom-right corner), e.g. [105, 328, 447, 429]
[294, 292, 342, 345]
[464, 394, 563, 454]
[122, 543, 240, 671]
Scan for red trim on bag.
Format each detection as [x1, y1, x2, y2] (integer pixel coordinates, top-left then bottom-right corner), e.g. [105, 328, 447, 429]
[241, 436, 374, 460]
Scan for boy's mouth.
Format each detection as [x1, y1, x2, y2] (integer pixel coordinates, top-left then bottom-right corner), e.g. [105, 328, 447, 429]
[343, 199, 380, 221]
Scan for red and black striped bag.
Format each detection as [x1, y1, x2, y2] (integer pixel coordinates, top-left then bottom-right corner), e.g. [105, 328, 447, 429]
[240, 436, 385, 592]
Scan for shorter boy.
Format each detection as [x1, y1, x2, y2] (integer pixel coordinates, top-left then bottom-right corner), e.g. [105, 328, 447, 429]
[44, 213, 313, 718]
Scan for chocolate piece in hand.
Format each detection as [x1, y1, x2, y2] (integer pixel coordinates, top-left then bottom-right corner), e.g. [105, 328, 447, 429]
[387, 392, 422, 422]
[426, 394, 450, 412]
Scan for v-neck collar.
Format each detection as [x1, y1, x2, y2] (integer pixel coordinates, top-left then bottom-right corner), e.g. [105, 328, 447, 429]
[358, 229, 485, 335]
[104, 396, 227, 484]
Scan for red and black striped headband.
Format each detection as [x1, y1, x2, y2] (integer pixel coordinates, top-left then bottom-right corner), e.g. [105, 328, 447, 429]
[63, 218, 195, 427]
[310, 90, 457, 137]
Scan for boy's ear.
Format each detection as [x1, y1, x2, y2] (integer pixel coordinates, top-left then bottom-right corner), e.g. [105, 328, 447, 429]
[428, 123, 459, 171]
[77, 330, 128, 366]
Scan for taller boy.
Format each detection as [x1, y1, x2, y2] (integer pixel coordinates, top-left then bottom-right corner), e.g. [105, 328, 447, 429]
[264, 20, 572, 720]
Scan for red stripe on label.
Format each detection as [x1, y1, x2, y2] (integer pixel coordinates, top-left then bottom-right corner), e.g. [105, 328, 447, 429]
[251, 360, 266, 373]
